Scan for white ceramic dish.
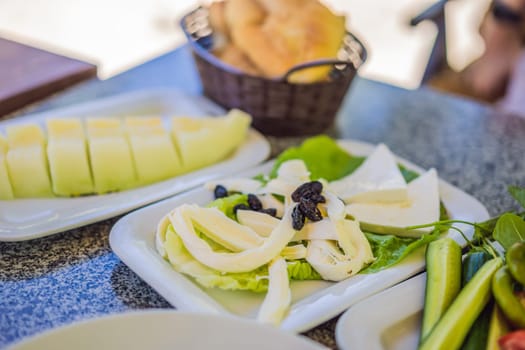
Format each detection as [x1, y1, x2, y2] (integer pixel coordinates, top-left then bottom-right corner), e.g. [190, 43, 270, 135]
[0, 89, 270, 241]
[335, 273, 426, 350]
[7, 310, 326, 350]
[109, 139, 489, 333]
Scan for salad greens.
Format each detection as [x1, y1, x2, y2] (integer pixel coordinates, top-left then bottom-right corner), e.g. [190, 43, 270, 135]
[203, 136, 455, 280]
[270, 135, 364, 181]
[156, 134, 482, 326]
[362, 231, 440, 273]
[270, 135, 444, 274]
[207, 194, 248, 220]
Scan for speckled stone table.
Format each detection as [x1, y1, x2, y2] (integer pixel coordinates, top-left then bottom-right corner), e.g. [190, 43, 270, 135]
[1, 45, 525, 350]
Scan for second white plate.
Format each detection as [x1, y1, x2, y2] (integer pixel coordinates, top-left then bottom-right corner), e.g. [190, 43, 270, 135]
[0, 89, 270, 241]
[109, 139, 489, 333]
[7, 310, 326, 350]
[335, 273, 426, 350]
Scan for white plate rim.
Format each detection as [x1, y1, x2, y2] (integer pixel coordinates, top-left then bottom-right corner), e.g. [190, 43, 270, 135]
[0, 89, 271, 241]
[109, 138, 489, 333]
[6, 309, 327, 350]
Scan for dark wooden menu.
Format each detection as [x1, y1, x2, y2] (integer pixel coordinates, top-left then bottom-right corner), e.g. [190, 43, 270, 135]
[0, 37, 97, 117]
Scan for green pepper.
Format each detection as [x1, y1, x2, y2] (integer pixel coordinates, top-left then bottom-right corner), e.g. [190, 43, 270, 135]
[507, 241, 525, 285]
[492, 266, 525, 329]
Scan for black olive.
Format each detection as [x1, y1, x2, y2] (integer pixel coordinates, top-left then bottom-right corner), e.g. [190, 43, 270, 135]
[214, 185, 228, 199]
[291, 205, 305, 230]
[247, 194, 263, 211]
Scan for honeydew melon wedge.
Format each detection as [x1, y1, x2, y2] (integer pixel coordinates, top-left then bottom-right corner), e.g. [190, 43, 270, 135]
[125, 117, 182, 185]
[171, 109, 251, 172]
[86, 118, 137, 194]
[46, 118, 94, 196]
[345, 168, 441, 237]
[6, 124, 53, 198]
[0, 134, 14, 199]
[329, 143, 408, 203]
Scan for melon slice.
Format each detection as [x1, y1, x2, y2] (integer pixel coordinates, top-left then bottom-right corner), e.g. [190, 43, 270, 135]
[171, 109, 251, 172]
[86, 118, 137, 194]
[0, 134, 14, 199]
[6, 124, 53, 198]
[46, 118, 94, 196]
[125, 117, 182, 185]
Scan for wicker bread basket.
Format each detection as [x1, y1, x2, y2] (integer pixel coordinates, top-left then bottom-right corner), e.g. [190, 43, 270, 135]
[181, 7, 367, 136]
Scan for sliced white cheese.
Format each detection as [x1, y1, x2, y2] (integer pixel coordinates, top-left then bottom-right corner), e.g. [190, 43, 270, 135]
[168, 203, 297, 273]
[236, 209, 280, 237]
[184, 206, 264, 251]
[292, 219, 338, 241]
[345, 168, 440, 236]
[329, 143, 408, 203]
[258, 194, 285, 218]
[304, 219, 374, 281]
[256, 257, 291, 325]
[262, 160, 311, 199]
[155, 213, 171, 259]
[280, 244, 307, 260]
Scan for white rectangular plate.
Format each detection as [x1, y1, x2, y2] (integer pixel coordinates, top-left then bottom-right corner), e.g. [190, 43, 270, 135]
[335, 273, 426, 350]
[0, 89, 270, 241]
[109, 139, 489, 333]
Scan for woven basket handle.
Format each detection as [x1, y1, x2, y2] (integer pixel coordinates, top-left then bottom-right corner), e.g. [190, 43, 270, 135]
[281, 59, 356, 81]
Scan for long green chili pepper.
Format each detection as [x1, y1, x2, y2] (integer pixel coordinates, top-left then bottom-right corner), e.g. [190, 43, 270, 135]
[492, 266, 525, 329]
[506, 241, 525, 285]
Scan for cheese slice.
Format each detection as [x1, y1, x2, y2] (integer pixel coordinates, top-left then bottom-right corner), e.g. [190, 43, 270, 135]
[6, 124, 53, 198]
[329, 143, 408, 203]
[345, 168, 440, 237]
[46, 118, 94, 196]
[0, 134, 14, 199]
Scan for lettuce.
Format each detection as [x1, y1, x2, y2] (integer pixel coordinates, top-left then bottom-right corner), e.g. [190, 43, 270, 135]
[287, 260, 322, 280]
[206, 194, 248, 220]
[270, 135, 364, 181]
[361, 230, 441, 273]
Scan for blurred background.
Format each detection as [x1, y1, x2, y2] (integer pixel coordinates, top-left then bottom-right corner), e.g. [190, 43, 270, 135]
[0, 0, 490, 89]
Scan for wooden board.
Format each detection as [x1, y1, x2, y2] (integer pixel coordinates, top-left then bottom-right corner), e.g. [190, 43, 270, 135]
[0, 37, 97, 117]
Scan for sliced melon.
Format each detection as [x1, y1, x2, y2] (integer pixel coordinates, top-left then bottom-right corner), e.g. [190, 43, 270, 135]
[125, 117, 182, 185]
[329, 143, 408, 203]
[6, 124, 53, 198]
[46, 118, 94, 196]
[0, 134, 14, 199]
[171, 109, 251, 172]
[86, 118, 137, 194]
[345, 168, 441, 237]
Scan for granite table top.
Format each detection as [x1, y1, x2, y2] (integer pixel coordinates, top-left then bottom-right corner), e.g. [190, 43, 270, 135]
[1, 45, 525, 349]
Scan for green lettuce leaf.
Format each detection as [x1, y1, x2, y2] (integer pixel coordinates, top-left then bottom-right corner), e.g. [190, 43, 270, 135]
[270, 135, 364, 181]
[287, 260, 322, 280]
[206, 194, 248, 220]
[493, 212, 525, 250]
[361, 230, 441, 273]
